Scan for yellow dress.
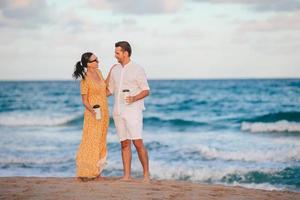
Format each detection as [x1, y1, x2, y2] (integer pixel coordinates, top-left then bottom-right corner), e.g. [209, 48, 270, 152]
[76, 70, 109, 178]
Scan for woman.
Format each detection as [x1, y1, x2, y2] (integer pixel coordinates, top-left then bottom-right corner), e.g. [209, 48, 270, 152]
[73, 52, 111, 182]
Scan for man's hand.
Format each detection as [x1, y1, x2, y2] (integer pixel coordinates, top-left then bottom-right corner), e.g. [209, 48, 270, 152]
[125, 96, 136, 104]
[125, 90, 149, 105]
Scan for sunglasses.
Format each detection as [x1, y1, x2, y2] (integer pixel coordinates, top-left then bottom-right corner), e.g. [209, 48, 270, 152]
[88, 58, 99, 63]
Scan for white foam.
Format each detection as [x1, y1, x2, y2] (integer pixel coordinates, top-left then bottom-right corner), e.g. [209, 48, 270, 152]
[1, 145, 59, 152]
[191, 144, 300, 163]
[145, 160, 295, 191]
[0, 156, 74, 165]
[1, 156, 293, 191]
[223, 182, 286, 191]
[148, 160, 278, 182]
[0, 113, 80, 127]
[241, 120, 300, 133]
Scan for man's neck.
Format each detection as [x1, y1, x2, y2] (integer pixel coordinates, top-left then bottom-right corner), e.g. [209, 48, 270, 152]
[121, 58, 131, 67]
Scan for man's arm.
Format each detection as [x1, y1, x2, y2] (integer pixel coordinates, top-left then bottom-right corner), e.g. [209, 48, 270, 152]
[126, 66, 150, 104]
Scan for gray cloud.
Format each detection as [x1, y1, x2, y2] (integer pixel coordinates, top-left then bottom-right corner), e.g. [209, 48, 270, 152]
[237, 11, 300, 32]
[254, 0, 300, 12]
[88, 0, 183, 14]
[0, 0, 56, 29]
[193, 0, 300, 12]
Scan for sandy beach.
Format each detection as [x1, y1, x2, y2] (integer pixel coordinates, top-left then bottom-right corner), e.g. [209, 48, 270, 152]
[0, 177, 299, 200]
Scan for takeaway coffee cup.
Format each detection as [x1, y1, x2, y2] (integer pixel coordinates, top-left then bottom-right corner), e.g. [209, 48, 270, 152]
[123, 89, 130, 105]
[93, 105, 101, 120]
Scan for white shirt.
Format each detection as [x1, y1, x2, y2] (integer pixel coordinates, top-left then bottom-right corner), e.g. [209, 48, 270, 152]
[108, 61, 150, 116]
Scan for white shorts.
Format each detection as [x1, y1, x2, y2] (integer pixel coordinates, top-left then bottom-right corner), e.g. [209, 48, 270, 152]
[113, 110, 143, 142]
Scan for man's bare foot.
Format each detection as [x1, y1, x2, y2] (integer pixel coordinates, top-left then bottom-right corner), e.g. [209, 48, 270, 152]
[142, 176, 150, 183]
[120, 176, 132, 181]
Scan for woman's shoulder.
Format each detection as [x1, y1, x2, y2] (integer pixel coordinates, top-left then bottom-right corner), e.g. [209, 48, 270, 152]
[83, 71, 92, 79]
[80, 74, 89, 83]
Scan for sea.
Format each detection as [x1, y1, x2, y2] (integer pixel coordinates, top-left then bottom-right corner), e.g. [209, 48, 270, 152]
[0, 79, 299, 192]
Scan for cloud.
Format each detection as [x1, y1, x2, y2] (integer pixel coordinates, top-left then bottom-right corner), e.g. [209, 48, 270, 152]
[88, 0, 184, 14]
[168, 28, 206, 40]
[238, 11, 300, 32]
[0, 0, 56, 29]
[193, 0, 300, 12]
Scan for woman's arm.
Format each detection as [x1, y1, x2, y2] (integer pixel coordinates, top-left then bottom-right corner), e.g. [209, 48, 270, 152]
[105, 64, 117, 85]
[106, 88, 112, 97]
[105, 64, 117, 97]
[81, 94, 96, 115]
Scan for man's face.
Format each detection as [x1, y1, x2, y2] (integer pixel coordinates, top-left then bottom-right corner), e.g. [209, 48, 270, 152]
[115, 47, 125, 63]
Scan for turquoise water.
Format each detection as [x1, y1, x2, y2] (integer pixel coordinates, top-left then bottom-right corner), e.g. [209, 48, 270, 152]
[0, 79, 299, 191]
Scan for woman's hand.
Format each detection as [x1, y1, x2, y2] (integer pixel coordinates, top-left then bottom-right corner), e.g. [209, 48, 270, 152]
[91, 110, 96, 116]
[82, 94, 96, 115]
[105, 64, 118, 85]
[105, 64, 118, 97]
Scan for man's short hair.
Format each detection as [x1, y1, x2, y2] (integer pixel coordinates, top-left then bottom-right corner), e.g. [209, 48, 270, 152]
[115, 41, 132, 57]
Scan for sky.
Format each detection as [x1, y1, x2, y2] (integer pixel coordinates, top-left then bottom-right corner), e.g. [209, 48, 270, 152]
[0, 0, 300, 80]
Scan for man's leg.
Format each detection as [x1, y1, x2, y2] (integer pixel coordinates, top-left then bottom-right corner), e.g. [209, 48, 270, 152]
[121, 139, 132, 180]
[132, 139, 150, 181]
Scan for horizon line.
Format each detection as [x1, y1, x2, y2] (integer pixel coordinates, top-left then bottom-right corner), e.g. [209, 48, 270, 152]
[0, 77, 300, 81]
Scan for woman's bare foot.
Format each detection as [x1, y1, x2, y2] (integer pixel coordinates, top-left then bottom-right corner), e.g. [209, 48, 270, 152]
[94, 175, 105, 181]
[76, 177, 83, 182]
[76, 177, 89, 182]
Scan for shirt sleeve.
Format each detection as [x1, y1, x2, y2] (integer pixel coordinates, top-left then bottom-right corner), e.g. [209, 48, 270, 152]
[80, 79, 88, 95]
[136, 67, 150, 91]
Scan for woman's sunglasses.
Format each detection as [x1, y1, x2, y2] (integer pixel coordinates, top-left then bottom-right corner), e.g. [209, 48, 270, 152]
[88, 58, 99, 63]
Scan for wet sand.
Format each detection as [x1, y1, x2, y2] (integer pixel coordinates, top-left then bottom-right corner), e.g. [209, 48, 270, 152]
[1, 177, 299, 200]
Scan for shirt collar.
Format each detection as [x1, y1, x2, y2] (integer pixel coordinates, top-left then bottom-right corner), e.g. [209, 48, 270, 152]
[123, 60, 132, 68]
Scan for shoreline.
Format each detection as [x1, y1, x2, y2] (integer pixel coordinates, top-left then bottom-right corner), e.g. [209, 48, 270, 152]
[1, 177, 299, 200]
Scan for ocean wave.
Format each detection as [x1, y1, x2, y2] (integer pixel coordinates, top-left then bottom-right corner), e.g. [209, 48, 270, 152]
[0, 112, 206, 128]
[221, 167, 300, 187]
[246, 111, 300, 123]
[0, 114, 82, 127]
[241, 120, 300, 133]
[187, 144, 300, 163]
[148, 161, 300, 190]
[132, 160, 271, 182]
[223, 182, 287, 191]
[0, 156, 74, 165]
[144, 116, 206, 127]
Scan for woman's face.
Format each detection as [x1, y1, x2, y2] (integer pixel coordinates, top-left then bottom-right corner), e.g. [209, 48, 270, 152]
[87, 54, 99, 68]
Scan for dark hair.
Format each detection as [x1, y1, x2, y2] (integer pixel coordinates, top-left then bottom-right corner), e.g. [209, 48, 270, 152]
[115, 41, 132, 57]
[72, 52, 93, 80]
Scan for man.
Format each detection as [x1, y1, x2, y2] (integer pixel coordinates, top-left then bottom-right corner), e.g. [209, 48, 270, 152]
[107, 41, 150, 182]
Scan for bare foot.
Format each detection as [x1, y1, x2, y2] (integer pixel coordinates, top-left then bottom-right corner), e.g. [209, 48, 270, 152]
[142, 176, 151, 183]
[120, 176, 132, 181]
[76, 177, 83, 182]
[94, 175, 105, 181]
[76, 177, 89, 182]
